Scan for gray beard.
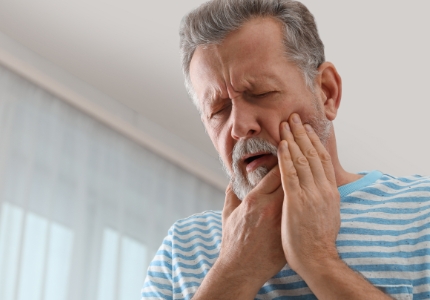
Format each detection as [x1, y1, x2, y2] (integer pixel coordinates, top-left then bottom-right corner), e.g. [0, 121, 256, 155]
[220, 105, 332, 200]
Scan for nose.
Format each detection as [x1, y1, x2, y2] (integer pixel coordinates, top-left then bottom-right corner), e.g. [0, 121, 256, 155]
[230, 98, 261, 140]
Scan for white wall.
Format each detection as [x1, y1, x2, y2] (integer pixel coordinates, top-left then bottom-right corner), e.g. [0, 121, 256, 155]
[301, 0, 430, 176]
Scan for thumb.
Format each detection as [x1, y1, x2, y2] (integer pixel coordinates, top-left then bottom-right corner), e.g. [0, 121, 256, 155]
[222, 184, 241, 221]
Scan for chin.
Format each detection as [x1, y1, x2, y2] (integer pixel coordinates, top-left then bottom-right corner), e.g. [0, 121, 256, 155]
[232, 165, 270, 200]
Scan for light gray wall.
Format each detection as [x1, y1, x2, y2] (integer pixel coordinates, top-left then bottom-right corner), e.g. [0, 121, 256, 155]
[302, 0, 430, 176]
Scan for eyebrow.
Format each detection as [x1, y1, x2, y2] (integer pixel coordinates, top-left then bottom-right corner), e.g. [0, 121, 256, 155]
[202, 74, 281, 106]
[247, 74, 282, 90]
[202, 92, 220, 108]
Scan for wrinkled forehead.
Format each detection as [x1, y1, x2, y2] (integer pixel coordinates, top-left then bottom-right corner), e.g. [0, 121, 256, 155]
[189, 18, 287, 107]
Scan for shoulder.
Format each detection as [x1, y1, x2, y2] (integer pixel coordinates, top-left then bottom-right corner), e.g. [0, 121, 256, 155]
[173, 210, 222, 228]
[168, 210, 222, 240]
[371, 173, 430, 198]
[347, 173, 430, 201]
[341, 172, 430, 217]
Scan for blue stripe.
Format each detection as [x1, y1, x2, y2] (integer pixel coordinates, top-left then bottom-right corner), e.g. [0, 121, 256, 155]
[175, 218, 222, 229]
[162, 240, 173, 249]
[172, 271, 207, 282]
[172, 250, 219, 260]
[339, 222, 430, 236]
[342, 195, 430, 206]
[413, 291, 430, 299]
[380, 180, 430, 191]
[147, 270, 172, 280]
[173, 232, 222, 244]
[172, 259, 215, 271]
[172, 281, 200, 295]
[351, 263, 430, 273]
[341, 211, 430, 226]
[340, 248, 430, 259]
[149, 260, 172, 270]
[157, 249, 218, 261]
[395, 176, 425, 183]
[364, 186, 430, 196]
[172, 225, 222, 236]
[142, 280, 172, 292]
[337, 234, 430, 247]
[173, 241, 220, 253]
[258, 281, 309, 293]
[341, 204, 430, 215]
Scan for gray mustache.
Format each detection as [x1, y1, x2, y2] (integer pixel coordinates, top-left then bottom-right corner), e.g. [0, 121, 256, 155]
[232, 137, 278, 167]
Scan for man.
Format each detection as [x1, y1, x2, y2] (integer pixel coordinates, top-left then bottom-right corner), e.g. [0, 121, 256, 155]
[142, 0, 430, 299]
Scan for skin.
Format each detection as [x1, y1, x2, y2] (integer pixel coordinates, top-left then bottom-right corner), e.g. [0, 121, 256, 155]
[189, 17, 391, 299]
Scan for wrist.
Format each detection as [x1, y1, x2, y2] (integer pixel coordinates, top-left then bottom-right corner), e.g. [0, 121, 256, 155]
[296, 256, 391, 300]
[294, 248, 342, 283]
[193, 259, 262, 300]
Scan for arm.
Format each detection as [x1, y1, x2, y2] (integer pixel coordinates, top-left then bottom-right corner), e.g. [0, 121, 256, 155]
[278, 113, 391, 299]
[141, 228, 173, 299]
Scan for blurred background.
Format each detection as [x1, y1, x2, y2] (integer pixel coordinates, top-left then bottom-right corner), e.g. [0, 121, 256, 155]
[0, 0, 429, 299]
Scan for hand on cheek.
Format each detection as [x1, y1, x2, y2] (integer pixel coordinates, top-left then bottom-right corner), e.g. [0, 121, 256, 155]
[277, 113, 341, 276]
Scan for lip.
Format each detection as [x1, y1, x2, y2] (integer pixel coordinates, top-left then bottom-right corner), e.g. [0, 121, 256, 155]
[243, 152, 274, 173]
[241, 151, 271, 162]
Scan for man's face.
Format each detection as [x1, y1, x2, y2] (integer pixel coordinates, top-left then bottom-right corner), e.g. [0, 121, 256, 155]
[189, 17, 331, 199]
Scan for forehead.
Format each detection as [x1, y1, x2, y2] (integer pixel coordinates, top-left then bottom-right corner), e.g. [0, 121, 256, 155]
[189, 17, 288, 104]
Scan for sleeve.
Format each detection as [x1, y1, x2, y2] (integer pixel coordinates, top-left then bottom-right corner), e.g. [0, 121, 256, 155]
[141, 227, 174, 300]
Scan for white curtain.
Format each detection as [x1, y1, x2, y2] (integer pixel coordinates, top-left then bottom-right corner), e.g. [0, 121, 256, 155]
[0, 64, 224, 300]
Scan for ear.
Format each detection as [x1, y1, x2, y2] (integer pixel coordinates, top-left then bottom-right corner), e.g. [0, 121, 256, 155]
[315, 62, 342, 121]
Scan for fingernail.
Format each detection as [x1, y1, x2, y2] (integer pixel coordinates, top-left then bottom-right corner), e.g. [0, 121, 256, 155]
[284, 122, 290, 131]
[292, 114, 301, 123]
[304, 124, 313, 132]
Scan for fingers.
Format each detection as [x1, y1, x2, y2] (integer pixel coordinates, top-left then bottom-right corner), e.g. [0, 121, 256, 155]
[279, 114, 331, 188]
[280, 117, 321, 187]
[222, 184, 241, 221]
[304, 123, 337, 186]
[253, 164, 282, 195]
[277, 140, 300, 192]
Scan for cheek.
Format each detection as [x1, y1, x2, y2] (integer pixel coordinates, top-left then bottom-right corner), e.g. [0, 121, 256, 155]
[261, 107, 289, 144]
[205, 123, 233, 166]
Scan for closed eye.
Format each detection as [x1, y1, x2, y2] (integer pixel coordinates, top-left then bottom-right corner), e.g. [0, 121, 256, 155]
[253, 91, 276, 98]
[209, 103, 231, 119]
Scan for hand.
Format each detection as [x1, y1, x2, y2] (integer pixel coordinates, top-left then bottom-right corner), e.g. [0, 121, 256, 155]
[193, 168, 286, 300]
[217, 166, 286, 292]
[278, 113, 341, 276]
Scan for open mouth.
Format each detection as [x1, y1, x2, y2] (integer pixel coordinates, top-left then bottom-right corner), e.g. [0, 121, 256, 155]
[242, 152, 275, 173]
[244, 154, 267, 165]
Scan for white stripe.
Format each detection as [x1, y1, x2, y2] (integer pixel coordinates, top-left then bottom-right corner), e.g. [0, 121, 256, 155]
[343, 255, 429, 267]
[342, 200, 430, 212]
[173, 237, 221, 249]
[173, 230, 222, 240]
[337, 228, 430, 242]
[337, 241, 430, 254]
[413, 283, 430, 294]
[174, 223, 221, 234]
[347, 190, 430, 202]
[341, 206, 430, 220]
[368, 182, 430, 194]
[340, 219, 430, 232]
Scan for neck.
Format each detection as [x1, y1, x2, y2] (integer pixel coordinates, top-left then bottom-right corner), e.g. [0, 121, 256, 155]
[325, 126, 362, 187]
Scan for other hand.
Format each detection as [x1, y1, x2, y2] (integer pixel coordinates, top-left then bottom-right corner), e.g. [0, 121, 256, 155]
[278, 113, 341, 276]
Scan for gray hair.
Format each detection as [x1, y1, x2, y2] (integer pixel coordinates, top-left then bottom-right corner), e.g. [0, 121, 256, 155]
[179, 0, 325, 109]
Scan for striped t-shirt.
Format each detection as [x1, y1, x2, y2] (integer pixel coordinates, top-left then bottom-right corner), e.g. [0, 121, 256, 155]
[142, 171, 430, 299]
